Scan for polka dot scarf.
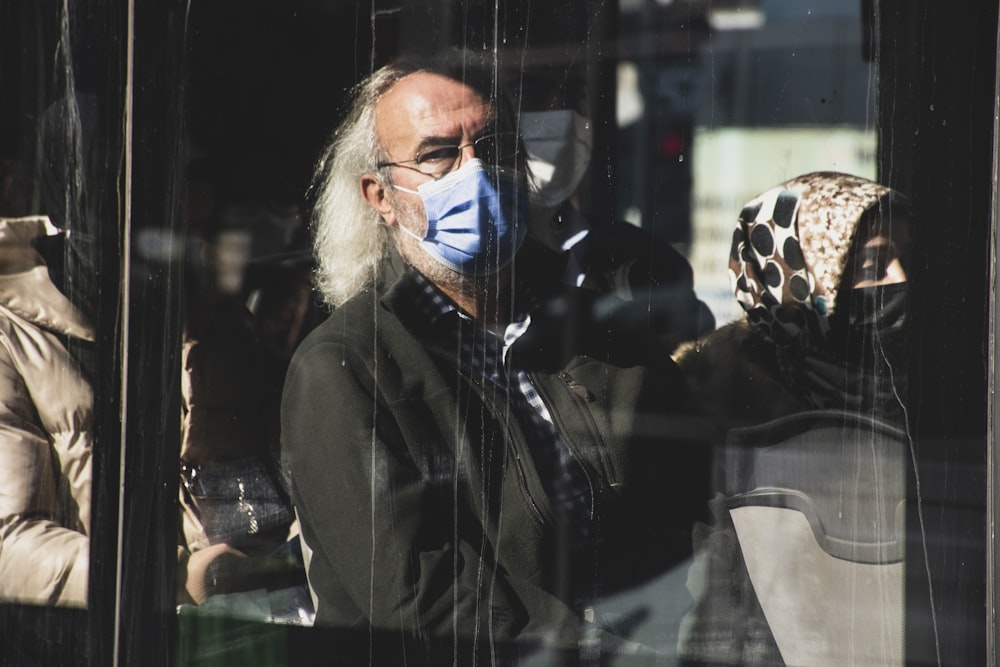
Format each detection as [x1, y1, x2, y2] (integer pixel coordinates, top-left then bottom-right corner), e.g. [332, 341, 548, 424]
[728, 172, 899, 407]
[730, 172, 894, 348]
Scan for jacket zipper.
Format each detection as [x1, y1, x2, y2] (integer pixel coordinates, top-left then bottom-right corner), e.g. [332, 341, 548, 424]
[525, 370, 603, 520]
[554, 371, 617, 493]
[433, 348, 550, 527]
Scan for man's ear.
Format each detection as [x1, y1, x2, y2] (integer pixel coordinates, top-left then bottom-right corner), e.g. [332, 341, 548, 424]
[361, 174, 397, 226]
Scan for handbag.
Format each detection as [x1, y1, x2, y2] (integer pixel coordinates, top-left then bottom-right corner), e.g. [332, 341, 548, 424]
[181, 456, 295, 548]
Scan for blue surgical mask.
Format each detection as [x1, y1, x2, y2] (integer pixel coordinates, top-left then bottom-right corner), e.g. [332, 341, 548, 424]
[394, 158, 528, 276]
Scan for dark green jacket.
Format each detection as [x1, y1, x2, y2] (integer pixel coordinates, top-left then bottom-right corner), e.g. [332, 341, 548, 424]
[281, 268, 715, 657]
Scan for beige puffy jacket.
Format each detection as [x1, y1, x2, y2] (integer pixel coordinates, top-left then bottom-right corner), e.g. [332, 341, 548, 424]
[0, 216, 94, 607]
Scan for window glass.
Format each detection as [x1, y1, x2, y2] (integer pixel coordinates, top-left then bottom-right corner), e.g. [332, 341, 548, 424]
[4, 1, 995, 665]
[616, 0, 877, 325]
[165, 1, 995, 665]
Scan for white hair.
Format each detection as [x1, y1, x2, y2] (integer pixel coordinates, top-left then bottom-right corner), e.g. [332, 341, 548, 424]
[309, 52, 522, 308]
[308, 63, 417, 309]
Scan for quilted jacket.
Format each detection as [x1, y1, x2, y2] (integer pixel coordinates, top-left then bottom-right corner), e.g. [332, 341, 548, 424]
[0, 216, 93, 607]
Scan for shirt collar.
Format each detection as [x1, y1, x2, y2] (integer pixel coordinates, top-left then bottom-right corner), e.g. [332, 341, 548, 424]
[402, 267, 535, 352]
[406, 268, 469, 326]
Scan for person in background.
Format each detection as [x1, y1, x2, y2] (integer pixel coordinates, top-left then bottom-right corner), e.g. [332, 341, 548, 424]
[176, 207, 313, 623]
[518, 100, 715, 360]
[282, 50, 715, 662]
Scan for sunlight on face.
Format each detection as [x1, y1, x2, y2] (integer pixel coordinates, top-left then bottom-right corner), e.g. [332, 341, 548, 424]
[850, 217, 909, 288]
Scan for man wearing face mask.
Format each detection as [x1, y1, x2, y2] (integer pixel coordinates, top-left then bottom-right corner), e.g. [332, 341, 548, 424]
[281, 51, 715, 661]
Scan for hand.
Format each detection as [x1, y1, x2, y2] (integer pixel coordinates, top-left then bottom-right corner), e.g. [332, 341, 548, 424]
[185, 542, 247, 604]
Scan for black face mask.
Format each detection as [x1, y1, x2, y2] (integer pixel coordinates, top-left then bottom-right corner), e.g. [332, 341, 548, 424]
[821, 283, 908, 423]
[828, 282, 907, 365]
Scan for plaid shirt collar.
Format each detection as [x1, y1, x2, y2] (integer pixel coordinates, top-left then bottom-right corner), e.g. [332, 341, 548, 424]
[403, 268, 532, 383]
[401, 267, 591, 495]
[407, 268, 465, 327]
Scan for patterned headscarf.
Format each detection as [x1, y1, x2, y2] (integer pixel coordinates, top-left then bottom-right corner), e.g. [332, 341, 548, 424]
[729, 172, 911, 413]
[729, 171, 898, 352]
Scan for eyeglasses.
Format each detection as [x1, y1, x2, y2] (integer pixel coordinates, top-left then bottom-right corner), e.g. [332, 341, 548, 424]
[376, 132, 520, 179]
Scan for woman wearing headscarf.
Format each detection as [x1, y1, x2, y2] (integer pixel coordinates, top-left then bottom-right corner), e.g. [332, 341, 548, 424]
[675, 172, 912, 666]
[675, 171, 910, 432]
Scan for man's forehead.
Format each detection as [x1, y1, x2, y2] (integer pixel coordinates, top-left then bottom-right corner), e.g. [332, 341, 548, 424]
[395, 74, 492, 116]
[376, 72, 496, 143]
